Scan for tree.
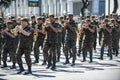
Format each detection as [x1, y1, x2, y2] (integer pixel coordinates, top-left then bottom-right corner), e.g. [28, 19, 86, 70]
[112, 0, 118, 13]
[0, 0, 15, 17]
[81, 0, 89, 17]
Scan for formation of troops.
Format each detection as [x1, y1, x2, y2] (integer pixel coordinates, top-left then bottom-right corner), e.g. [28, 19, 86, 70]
[0, 13, 120, 74]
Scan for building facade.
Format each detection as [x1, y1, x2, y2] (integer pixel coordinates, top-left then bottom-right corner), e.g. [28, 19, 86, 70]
[4, 0, 119, 17]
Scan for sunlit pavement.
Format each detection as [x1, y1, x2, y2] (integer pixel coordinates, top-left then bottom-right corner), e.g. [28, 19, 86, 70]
[0, 44, 120, 80]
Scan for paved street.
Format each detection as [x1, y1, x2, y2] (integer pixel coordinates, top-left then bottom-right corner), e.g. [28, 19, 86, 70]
[0, 45, 120, 80]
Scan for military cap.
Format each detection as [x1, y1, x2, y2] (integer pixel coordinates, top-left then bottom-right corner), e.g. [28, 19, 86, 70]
[31, 15, 35, 19]
[91, 15, 95, 18]
[68, 14, 73, 17]
[86, 15, 90, 18]
[21, 17, 28, 22]
[55, 17, 58, 20]
[49, 14, 54, 18]
[37, 16, 43, 20]
[59, 16, 64, 19]
[7, 20, 13, 25]
[11, 19, 17, 22]
[85, 18, 91, 22]
[104, 18, 109, 22]
[105, 15, 109, 18]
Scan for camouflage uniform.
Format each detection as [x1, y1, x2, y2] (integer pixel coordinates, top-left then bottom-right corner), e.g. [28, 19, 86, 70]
[16, 24, 33, 74]
[1, 28, 16, 68]
[91, 20, 98, 52]
[100, 24, 113, 60]
[0, 28, 2, 65]
[56, 24, 62, 62]
[82, 25, 95, 62]
[61, 23, 66, 49]
[63, 20, 77, 65]
[98, 28, 103, 45]
[112, 24, 119, 56]
[34, 24, 45, 63]
[0, 18, 5, 65]
[43, 21, 61, 69]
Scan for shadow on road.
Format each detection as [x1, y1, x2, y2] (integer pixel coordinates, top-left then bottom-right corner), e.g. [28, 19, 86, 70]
[31, 73, 56, 78]
[0, 74, 7, 80]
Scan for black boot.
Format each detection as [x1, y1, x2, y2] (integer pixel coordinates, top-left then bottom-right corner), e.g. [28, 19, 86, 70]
[64, 59, 69, 64]
[17, 64, 25, 74]
[64, 53, 69, 64]
[10, 62, 16, 69]
[71, 60, 75, 66]
[1, 62, 7, 68]
[42, 60, 46, 65]
[24, 66, 32, 75]
[115, 49, 119, 57]
[51, 66, 56, 70]
[33, 59, 39, 64]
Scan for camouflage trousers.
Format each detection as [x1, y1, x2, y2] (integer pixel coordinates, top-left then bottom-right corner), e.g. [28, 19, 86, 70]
[100, 39, 112, 59]
[16, 47, 31, 67]
[43, 42, 57, 67]
[56, 42, 61, 62]
[2, 47, 16, 64]
[112, 39, 119, 56]
[82, 40, 94, 62]
[0, 43, 2, 64]
[63, 39, 76, 64]
[99, 32, 102, 45]
[34, 40, 43, 61]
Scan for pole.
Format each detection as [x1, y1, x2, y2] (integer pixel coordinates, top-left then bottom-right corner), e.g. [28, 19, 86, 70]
[108, 0, 110, 15]
[39, 0, 41, 16]
[15, 0, 17, 17]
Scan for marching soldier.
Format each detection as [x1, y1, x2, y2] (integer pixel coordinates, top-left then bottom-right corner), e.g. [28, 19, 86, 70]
[16, 18, 33, 74]
[43, 15, 61, 70]
[82, 19, 95, 63]
[91, 16, 98, 52]
[77, 20, 85, 56]
[1, 21, 16, 69]
[98, 16, 103, 45]
[56, 17, 62, 62]
[63, 14, 77, 66]
[60, 16, 66, 50]
[0, 17, 4, 65]
[30, 15, 37, 51]
[33, 17, 46, 63]
[99, 19, 113, 60]
[111, 18, 119, 56]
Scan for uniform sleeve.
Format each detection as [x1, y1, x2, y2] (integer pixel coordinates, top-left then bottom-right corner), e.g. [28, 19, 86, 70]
[25, 27, 33, 35]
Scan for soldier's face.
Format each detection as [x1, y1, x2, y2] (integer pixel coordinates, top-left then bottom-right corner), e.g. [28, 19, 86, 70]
[31, 18, 36, 22]
[86, 21, 90, 25]
[37, 20, 43, 25]
[7, 24, 13, 29]
[49, 17, 54, 22]
[21, 21, 27, 27]
[69, 16, 73, 21]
